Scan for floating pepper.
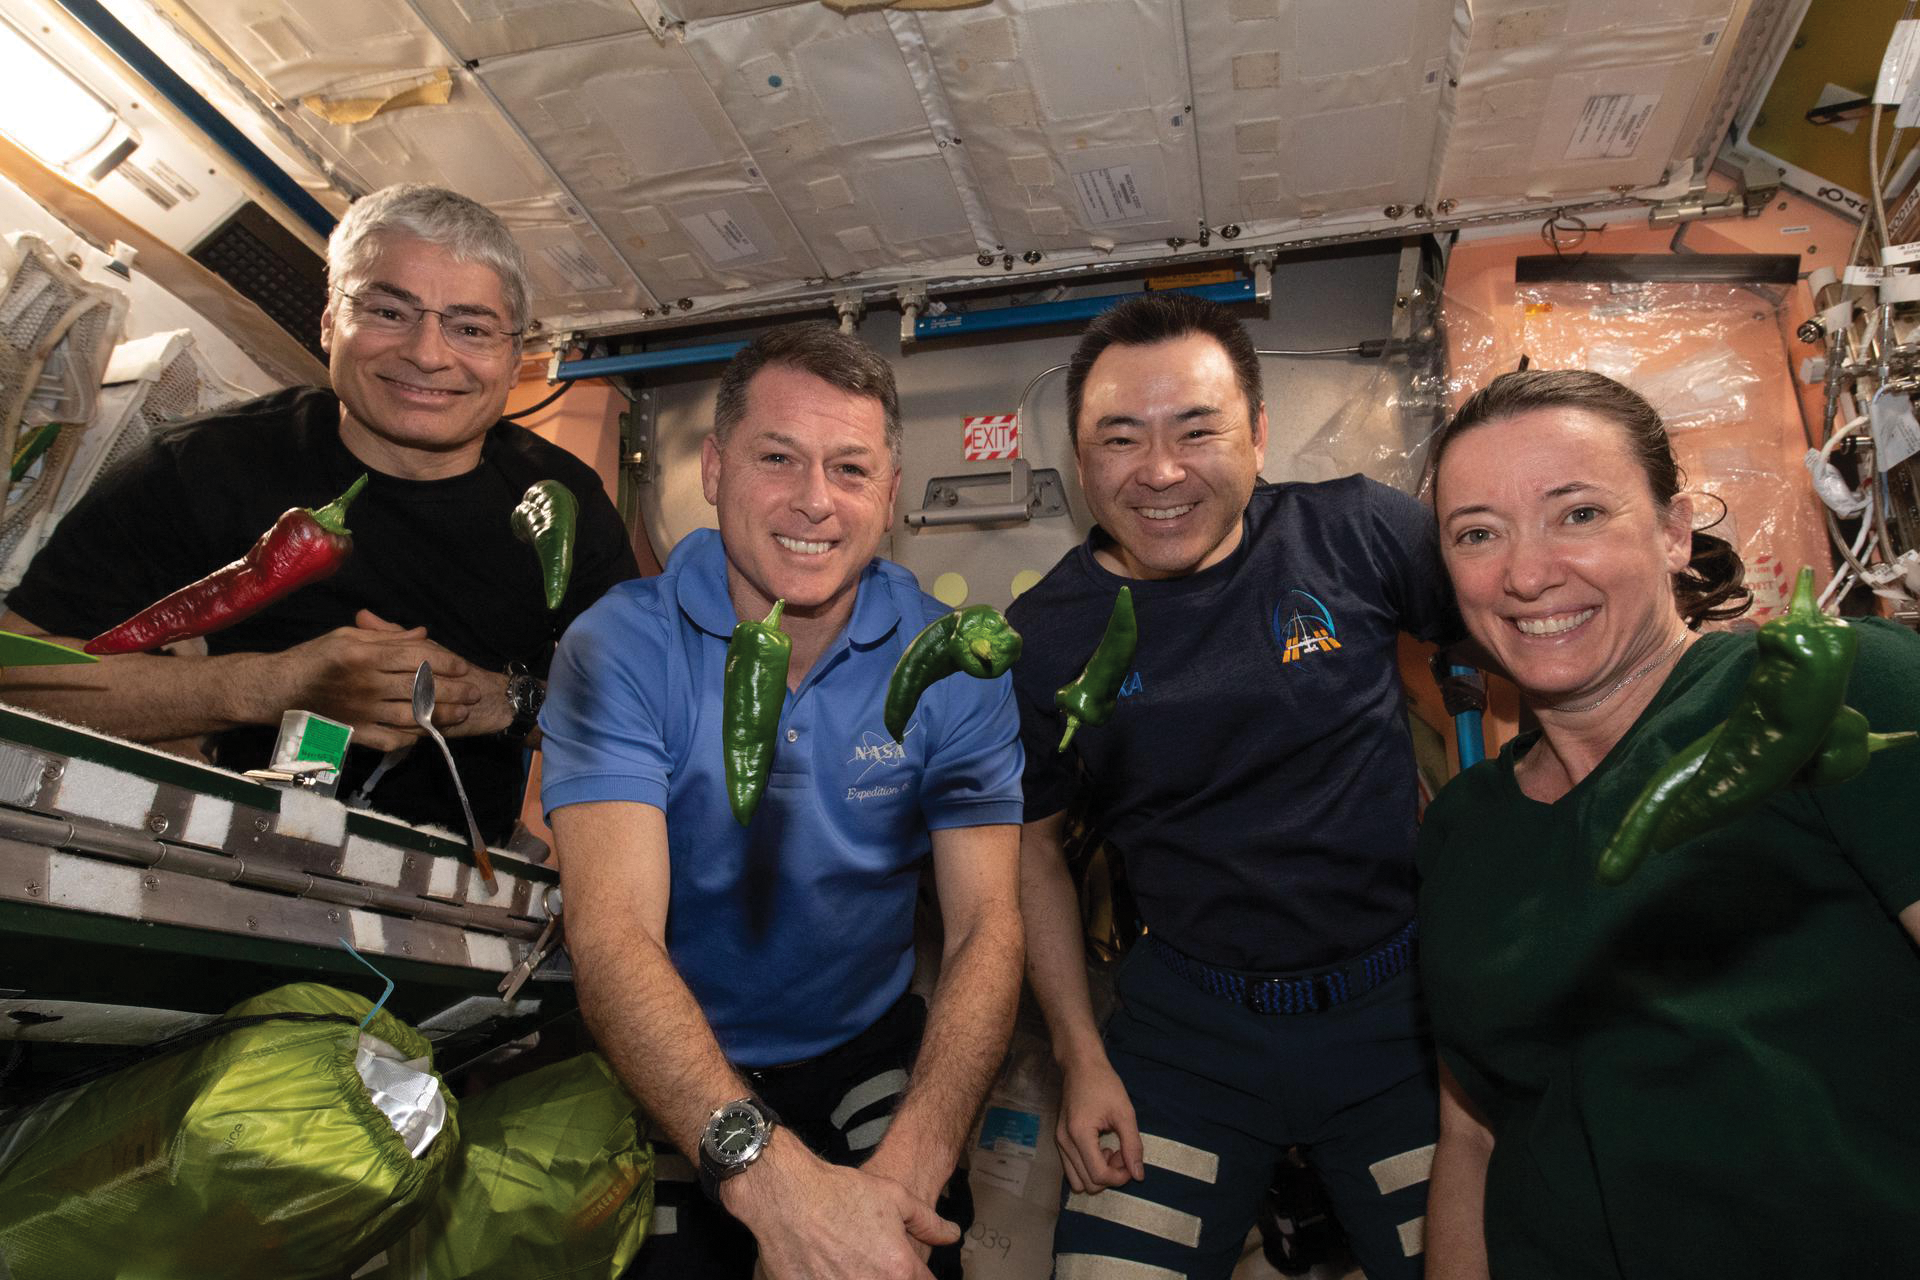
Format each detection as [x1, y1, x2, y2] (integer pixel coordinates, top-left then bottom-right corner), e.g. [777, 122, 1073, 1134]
[510, 480, 578, 612]
[1596, 566, 1917, 885]
[884, 605, 1023, 742]
[85, 475, 368, 656]
[1797, 704, 1917, 788]
[1056, 586, 1137, 752]
[723, 599, 791, 826]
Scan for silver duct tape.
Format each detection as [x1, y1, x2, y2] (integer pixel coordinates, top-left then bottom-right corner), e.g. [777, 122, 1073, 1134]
[354, 1036, 446, 1159]
[0, 746, 51, 808]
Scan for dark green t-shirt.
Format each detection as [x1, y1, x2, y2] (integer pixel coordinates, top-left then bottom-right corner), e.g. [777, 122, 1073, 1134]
[1418, 622, 1920, 1278]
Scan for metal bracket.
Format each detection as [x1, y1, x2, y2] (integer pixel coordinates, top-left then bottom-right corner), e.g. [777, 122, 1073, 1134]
[545, 332, 576, 384]
[905, 460, 1070, 528]
[899, 284, 928, 346]
[620, 387, 656, 487]
[1245, 252, 1277, 302]
[833, 289, 864, 335]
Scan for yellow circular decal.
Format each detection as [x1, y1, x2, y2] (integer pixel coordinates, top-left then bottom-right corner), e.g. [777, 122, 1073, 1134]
[1010, 569, 1042, 599]
[933, 572, 969, 606]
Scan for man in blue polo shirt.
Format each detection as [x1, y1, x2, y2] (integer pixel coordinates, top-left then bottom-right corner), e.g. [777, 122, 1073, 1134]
[540, 323, 1024, 1280]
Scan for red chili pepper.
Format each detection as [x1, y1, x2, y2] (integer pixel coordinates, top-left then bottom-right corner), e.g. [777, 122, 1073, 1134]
[85, 475, 368, 655]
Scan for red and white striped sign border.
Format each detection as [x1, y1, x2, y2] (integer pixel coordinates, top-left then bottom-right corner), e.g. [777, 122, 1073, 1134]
[964, 414, 1020, 461]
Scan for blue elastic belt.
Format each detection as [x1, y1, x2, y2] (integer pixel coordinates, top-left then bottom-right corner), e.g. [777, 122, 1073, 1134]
[1147, 919, 1418, 1015]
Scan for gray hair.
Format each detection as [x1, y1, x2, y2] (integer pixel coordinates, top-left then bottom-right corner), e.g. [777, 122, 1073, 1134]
[713, 322, 902, 465]
[327, 183, 531, 338]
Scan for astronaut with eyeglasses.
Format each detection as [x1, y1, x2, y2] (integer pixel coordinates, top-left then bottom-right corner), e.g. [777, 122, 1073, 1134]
[1, 183, 638, 841]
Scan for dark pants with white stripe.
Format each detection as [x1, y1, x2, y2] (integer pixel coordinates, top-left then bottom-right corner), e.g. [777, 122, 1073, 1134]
[623, 993, 970, 1279]
[1053, 940, 1437, 1280]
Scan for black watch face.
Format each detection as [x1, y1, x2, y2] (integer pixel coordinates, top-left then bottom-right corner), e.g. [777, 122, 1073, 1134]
[714, 1104, 763, 1158]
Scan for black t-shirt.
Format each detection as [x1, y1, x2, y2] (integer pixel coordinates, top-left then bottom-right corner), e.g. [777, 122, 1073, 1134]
[1007, 475, 1456, 972]
[8, 387, 640, 840]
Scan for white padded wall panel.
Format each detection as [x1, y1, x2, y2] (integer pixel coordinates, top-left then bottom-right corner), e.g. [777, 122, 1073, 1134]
[682, 7, 980, 277]
[480, 32, 823, 303]
[1186, 0, 1453, 234]
[176, 1, 651, 323]
[409, 0, 653, 61]
[1437, 0, 1740, 201]
[912, 0, 1202, 253]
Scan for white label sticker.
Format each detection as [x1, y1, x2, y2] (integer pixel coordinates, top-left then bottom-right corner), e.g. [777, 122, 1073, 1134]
[1073, 166, 1147, 225]
[1871, 392, 1920, 470]
[1779, 224, 1811, 235]
[1845, 264, 1888, 285]
[972, 1107, 1039, 1195]
[1878, 20, 1920, 104]
[1883, 240, 1920, 264]
[680, 209, 760, 264]
[963, 414, 1020, 461]
[1822, 299, 1855, 334]
[539, 243, 614, 293]
[1564, 93, 1661, 161]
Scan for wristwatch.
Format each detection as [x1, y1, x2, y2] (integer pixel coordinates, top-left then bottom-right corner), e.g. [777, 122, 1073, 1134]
[503, 662, 544, 741]
[698, 1096, 779, 1202]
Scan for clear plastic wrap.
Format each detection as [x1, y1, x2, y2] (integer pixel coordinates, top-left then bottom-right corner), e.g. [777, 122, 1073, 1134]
[1441, 274, 1827, 622]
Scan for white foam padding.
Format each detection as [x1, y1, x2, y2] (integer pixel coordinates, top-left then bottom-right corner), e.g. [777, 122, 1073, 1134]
[180, 794, 234, 850]
[56, 757, 159, 831]
[47, 851, 143, 917]
[340, 835, 405, 888]
[426, 854, 461, 899]
[275, 786, 347, 847]
[470, 870, 517, 906]
[349, 909, 388, 953]
[466, 932, 513, 973]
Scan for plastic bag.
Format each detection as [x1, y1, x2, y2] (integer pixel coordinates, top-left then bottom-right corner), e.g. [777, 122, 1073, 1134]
[0, 983, 456, 1280]
[366, 1052, 653, 1280]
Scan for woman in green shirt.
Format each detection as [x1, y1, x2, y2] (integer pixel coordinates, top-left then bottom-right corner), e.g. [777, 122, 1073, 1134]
[1418, 370, 1920, 1278]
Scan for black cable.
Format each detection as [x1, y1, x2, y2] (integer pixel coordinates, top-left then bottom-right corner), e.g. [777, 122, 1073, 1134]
[503, 379, 576, 420]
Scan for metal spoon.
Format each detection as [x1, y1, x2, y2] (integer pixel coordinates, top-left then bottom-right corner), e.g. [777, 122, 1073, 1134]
[411, 660, 497, 889]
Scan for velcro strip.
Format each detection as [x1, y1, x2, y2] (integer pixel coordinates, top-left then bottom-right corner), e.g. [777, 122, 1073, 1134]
[1063, 1190, 1202, 1248]
[1369, 1142, 1435, 1195]
[829, 1068, 908, 1129]
[651, 1205, 678, 1236]
[1140, 1133, 1218, 1184]
[1398, 1215, 1425, 1257]
[1056, 1254, 1185, 1279]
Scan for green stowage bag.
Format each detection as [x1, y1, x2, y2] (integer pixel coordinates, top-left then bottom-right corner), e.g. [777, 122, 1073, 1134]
[0, 983, 457, 1280]
[368, 1051, 654, 1280]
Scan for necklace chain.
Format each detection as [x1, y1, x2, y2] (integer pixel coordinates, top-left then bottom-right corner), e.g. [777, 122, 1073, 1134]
[1547, 631, 1688, 715]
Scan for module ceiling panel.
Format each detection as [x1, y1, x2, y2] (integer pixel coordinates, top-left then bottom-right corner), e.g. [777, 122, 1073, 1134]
[160, 0, 1779, 333]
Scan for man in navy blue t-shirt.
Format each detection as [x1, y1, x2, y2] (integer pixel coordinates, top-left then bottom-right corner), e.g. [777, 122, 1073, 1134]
[1008, 293, 1454, 1279]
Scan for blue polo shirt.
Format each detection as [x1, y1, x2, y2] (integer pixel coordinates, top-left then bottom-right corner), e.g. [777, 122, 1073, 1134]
[540, 528, 1024, 1066]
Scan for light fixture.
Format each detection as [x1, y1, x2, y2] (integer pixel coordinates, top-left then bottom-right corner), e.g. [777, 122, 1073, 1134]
[0, 16, 138, 180]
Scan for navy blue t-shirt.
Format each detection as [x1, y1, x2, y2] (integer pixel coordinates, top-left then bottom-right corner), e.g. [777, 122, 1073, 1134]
[1007, 475, 1455, 972]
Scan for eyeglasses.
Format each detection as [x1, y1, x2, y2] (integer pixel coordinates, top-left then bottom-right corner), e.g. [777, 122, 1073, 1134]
[333, 287, 521, 357]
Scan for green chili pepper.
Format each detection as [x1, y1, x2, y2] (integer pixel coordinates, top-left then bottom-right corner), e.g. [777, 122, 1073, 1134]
[1648, 567, 1854, 852]
[723, 599, 790, 826]
[1796, 704, 1918, 788]
[1595, 726, 1718, 886]
[1597, 565, 1916, 885]
[1056, 586, 1137, 752]
[884, 605, 1023, 742]
[510, 480, 579, 612]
